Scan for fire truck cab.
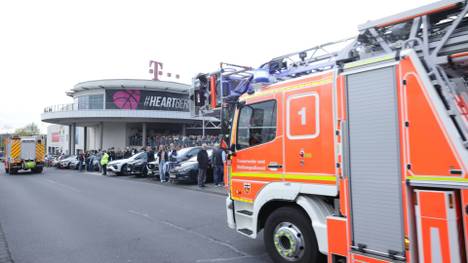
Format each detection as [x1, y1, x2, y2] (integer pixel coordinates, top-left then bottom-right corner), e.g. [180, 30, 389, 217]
[193, 1, 468, 262]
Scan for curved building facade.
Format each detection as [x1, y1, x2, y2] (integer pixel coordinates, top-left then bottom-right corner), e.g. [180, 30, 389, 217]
[41, 79, 209, 154]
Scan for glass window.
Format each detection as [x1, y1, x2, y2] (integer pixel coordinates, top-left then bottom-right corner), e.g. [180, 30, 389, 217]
[76, 95, 103, 110]
[77, 96, 88, 110]
[236, 100, 277, 150]
[89, 95, 103, 109]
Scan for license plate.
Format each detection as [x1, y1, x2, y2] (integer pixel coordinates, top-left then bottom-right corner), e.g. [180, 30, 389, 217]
[170, 174, 176, 178]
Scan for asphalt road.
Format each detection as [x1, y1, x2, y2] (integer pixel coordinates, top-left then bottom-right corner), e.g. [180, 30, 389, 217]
[0, 166, 271, 263]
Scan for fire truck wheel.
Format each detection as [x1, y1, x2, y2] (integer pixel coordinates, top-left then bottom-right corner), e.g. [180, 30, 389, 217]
[10, 168, 17, 175]
[264, 206, 320, 263]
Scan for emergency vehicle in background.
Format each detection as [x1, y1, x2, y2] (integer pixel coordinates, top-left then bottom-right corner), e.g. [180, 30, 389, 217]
[192, 0, 468, 262]
[3, 135, 45, 174]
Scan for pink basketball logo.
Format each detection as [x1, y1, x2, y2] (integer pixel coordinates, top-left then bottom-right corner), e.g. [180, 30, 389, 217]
[112, 90, 141, 110]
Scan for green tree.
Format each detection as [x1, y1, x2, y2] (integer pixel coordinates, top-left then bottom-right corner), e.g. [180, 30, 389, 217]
[14, 123, 41, 136]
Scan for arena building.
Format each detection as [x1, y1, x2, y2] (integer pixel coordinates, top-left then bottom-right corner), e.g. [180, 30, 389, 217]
[41, 79, 217, 154]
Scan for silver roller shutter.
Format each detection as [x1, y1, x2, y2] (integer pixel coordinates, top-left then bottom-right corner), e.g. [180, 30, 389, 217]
[346, 66, 405, 258]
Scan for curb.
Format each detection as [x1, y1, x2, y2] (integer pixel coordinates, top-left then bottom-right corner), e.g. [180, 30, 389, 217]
[0, 221, 13, 263]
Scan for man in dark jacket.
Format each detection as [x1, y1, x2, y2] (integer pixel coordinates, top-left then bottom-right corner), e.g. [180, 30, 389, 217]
[197, 144, 209, 187]
[78, 151, 85, 172]
[146, 146, 155, 162]
[212, 143, 226, 186]
[157, 145, 168, 182]
[123, 147, 132, 159]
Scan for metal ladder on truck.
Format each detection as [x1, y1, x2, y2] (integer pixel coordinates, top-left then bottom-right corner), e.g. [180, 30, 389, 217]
[191, 0, 468, 150]
[354, 0, 468, 148]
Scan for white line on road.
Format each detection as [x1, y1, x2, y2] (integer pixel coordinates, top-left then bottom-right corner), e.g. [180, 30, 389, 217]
[127, 210, 154, 221]
[44, 179, 81, 193]
[126, 209, 251, 259]
[160, 220, 251, 258]
[195, 254, 267, 262]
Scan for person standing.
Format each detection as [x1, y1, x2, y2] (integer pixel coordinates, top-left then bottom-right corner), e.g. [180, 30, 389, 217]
[212, 143, 226, 186]
[78, 151, 85, 172]
[197, 144, 209, 188]
[109, 148, 116, 161]
[124, 147, 131, 159]
[157, 145, 168, 182]
[100, 150, 109, 175]
[147, 146, 155, 162]
[165, 143, 178, 179]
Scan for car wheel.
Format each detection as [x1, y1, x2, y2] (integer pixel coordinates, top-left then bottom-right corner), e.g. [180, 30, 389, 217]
[121, 165, 127, 176]
[264, 206, 320, 263]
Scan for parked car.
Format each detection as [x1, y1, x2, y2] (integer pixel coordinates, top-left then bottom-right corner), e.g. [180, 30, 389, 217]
[52, 155, 69, 167]
[69, 157, 85, 170]
[58, 155, 77, 169]
[44, 155, 55, 167]
[146, 157, 159, 177]
[107, 151, 146, 176]
[155, 146, 204, 179]
[168, 149, 213, 184]
[86, 154, 101, 171]
[126, 152, 157, 177]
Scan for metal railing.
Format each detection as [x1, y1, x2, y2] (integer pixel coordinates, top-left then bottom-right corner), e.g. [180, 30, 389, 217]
[44, 100, 196, 113]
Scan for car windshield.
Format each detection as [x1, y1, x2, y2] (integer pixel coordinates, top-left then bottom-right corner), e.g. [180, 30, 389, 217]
[130, 152, 146, 160]
[177, 147, 193, 157]
[186, 149, 212, 162]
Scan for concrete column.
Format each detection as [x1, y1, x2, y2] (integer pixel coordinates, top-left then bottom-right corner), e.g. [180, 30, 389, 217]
[142, 123, 147, 147]
[182, 124, 186, 136]
[68, 124, 72, 155]
[100, 122, 104, 150]
[83, 126, 88, 152]
[71, 123, 76, 155]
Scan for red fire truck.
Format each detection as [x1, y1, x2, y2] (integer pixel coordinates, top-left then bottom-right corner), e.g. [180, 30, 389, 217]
[193, 1, 468, 262]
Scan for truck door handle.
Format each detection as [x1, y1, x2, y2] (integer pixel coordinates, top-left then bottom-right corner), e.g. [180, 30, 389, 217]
[268, 163, 283, 169]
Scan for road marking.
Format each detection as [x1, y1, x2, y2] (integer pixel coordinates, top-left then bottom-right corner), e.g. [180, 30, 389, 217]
[160, 220, 250, 257]
[127, 210, 154, 221]
[44, 179, 81, 193]
[196, 254, 267, 262]
[126, 210, 250, 258]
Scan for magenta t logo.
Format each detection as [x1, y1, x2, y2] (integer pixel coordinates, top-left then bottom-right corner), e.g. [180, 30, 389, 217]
[149, 60, 163, 80]
[112, 90, 141, 110]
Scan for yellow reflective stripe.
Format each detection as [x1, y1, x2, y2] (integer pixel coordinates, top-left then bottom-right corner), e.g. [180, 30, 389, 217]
[36, 143, 45, 160]
[231, 196, 253, 203]
[231, 172, 337, 182]
[344, 53, 395, 69]
[407, 176, 468, 183]
[11, 141, 21, 158]
[242, 77, 333, 100]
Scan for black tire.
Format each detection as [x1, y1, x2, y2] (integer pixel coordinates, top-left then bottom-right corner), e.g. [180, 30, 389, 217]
[33, 167, 43, 174]
[10, 168, 17, 175]
[264, 206, 321, 263]
[121, 165, 127, 176]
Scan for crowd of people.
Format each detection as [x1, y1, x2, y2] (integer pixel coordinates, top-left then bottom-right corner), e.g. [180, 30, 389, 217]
[50, 133, 228, 189]
[67, 135, 226, 187]
[129, 134, 222, 148]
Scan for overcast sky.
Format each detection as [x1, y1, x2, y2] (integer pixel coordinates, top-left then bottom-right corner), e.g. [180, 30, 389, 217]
[0, 0, 429, 133]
